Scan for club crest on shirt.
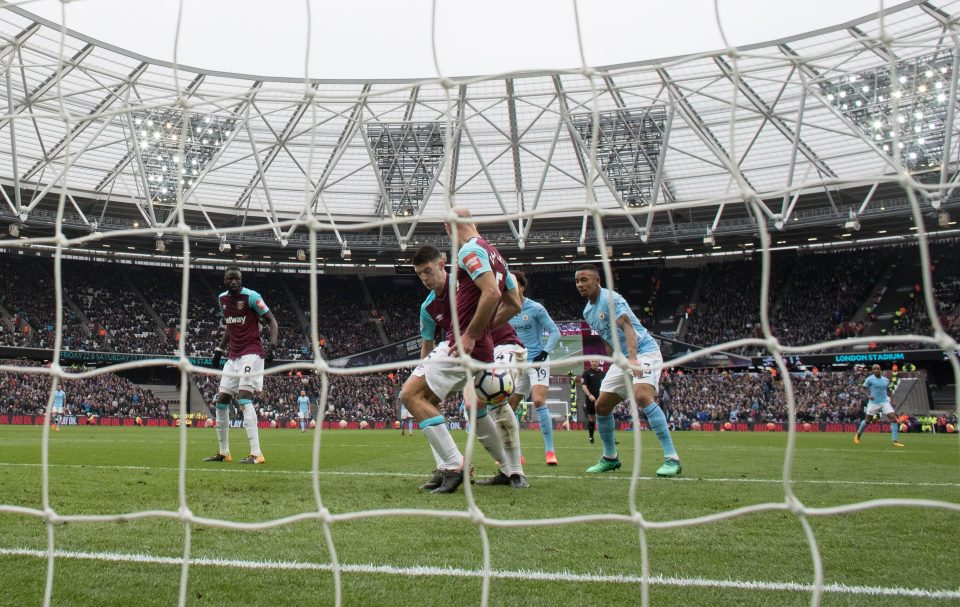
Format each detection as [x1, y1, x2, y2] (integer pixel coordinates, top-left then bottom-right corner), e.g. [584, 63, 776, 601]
[522, 314, 529, 321]
[237, 301, 245, 310]
[598, 311, 606, 321]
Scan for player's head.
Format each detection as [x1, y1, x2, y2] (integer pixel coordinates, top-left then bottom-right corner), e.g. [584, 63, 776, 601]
[590, 359, 600, 370]
[574, 264, 602, 299]
[300, 389, 306, 397]
[872, 364, 882, 376]
[224, 266, 242, 295]
[513, 271, 527, 298]
[412, 244, 447, 292]
[443, 207, 478, 245]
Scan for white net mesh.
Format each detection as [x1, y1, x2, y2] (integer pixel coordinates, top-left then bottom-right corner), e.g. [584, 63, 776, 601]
[0, 0, 958, 605]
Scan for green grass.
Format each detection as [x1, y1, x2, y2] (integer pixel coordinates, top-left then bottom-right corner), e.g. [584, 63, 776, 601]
[0, 425, 957, 606]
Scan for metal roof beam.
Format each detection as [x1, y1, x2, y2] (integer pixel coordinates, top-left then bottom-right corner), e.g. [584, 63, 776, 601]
[20, 62, 149, 182]
[714, 56, 837, 179]
[505, 79, 526, 241]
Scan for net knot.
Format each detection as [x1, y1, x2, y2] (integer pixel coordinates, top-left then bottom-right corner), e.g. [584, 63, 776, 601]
[178, 505, 194, 522]
[437, 77, 455, 90]
[467, 505, 485, 525]
[786, 495, 805, 515]
[317, 507, 332, 523]
[580, 66, 598, 79]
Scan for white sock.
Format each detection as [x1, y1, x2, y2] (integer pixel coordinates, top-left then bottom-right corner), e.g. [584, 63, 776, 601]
[491, 405, 523, 475]
[429, 445, 444, 468]
[215, 406, 230, 454]
[422, 424, 462, 469]
[241, 403, 261, 457]
[474, 412, 509, 473]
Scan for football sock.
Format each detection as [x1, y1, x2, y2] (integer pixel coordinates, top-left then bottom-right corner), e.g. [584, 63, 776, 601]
[420, 415, 462, 469]
[536, 405, 555, 453]
[643, 403, 677, 459]
[597, 413, 617, 459]
[215, 402, 230, 454]
[891, 419, 899, 442]
[856, 418, 868, 438]
[587, 419, 595, 439]
[239, 399, 261, 457]
[474, 407, 509, 472]
[489, 404, 523, 475]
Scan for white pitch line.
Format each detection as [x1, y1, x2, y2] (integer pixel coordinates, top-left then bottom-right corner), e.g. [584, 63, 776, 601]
[0, 461, 958, 489]
[0, 547, 957, 600]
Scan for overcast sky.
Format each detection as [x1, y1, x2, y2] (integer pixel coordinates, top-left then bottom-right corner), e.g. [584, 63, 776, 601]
[26, 0, 887, 80]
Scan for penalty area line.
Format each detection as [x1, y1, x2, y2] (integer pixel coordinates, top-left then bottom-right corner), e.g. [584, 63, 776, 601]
[0, 547, 957, 600]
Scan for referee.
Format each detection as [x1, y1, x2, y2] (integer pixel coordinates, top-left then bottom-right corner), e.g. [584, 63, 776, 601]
[580, 360, 605, 444]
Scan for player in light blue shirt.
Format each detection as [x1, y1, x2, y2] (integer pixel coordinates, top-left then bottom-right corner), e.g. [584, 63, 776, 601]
[855, 365, 903, 447]
[507, 272, 562, 464]
[52, 388, 66, 431]
[296, 390, 311, 432]
[575, 265, 681, 477]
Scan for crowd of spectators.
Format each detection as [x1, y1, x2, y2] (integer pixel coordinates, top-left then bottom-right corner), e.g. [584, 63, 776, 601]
[645, 368, 909, 426]
[0, 257, 90, 349]
[194, 368, 411, 423]
[684, 256, 791, 354]
[0, 359, 169, 418]
[366, 275, 421, 341]
[887, 243, 960, 344]
[771, 249, 897, 346]
[285, 273, 383, 359]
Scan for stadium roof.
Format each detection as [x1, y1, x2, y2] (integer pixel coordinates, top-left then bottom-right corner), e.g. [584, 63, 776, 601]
[0, 0, 959, 262]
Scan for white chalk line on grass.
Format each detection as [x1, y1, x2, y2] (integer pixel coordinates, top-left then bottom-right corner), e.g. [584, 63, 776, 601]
[0, 547, 956, 600]
[0, 461, 958, 489]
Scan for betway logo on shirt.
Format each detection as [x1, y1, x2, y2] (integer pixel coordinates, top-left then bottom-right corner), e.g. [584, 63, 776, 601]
[225, 316, 247, 325]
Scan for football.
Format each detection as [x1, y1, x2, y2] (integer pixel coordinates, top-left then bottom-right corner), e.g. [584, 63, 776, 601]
[475, 368, 514, 405]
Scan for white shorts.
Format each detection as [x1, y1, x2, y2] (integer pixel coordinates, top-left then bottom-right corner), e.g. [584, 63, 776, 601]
[219, 353, 265, 396]
[400, 404, 413, 420]
[599, 350, 663, 400]
[412, 342, 477, 401]
[865, 401, 894, 416]
[515, 355, 549, 398]
[298, 410, 310, 420]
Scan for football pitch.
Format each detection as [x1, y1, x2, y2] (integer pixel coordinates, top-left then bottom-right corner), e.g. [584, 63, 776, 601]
[0, 425, 957, 606]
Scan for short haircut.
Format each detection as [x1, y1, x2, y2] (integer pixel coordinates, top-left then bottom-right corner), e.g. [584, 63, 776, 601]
[575, 264, 601, 277]
[513, 270, 527, 289]
[412, 244, 443, 266]
[224, 265, 242, 275]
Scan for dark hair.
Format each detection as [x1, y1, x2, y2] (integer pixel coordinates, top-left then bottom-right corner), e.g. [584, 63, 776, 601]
[513, 270, 527, 289]
[224, 265, 242, 275]
[575, 264, 601, 277]
[412, 244, 443, 266]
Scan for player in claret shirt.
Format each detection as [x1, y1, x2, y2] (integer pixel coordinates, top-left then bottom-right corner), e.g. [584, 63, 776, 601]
[204, 266, 279, 465]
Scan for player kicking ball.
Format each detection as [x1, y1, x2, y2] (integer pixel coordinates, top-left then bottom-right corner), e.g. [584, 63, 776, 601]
[204, 266, 279, 465]
[855, 364, 904, 447]
[574, 265, 681, 477]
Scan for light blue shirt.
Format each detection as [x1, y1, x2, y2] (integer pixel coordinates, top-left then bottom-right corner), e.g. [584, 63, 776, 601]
[297, 396, 310, 413]
[509, 298, 560, 359]
[420, 290, 440, 341]
[53, 390, 66, 409]
[583, 287, 659, 357]
[863, 375, 890, 404]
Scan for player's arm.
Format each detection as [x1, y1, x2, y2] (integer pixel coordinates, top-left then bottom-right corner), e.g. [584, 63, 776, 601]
[466, 271, 501, 339]
[419, 302, 437, 359]
[490, 272, 521, 329]
[616, 315, 640, 376]
[540, 307, 561, 355]
[420, 339, 435, 360]
[580, 376, 595, 401]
